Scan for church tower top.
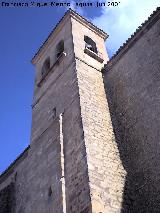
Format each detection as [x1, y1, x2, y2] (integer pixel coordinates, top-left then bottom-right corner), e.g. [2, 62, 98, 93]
[31, 8, 108, 65]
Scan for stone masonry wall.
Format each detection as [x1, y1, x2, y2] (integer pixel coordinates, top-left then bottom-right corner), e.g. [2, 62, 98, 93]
[63, 97, 92, 213]
[76, 59, 126, 213]
[71, 16, 126, 213]
[0, 147, 29, 213]
[24, 16, 92, 213]
[103, 13, 160, 212]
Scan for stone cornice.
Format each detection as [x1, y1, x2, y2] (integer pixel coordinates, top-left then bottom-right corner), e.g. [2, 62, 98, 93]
[69, 9, 108, 40]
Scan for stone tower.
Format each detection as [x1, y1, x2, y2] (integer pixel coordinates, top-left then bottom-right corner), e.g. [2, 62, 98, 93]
[29, 9, 125, 213]
[0, 8, 160, 213]
[0, 9, 125, 213]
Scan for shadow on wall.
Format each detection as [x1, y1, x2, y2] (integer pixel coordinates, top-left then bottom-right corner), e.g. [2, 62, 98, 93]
[62, 98, 93, 213]
[103, 77, 160, 213]
[0, 182, 15, 213]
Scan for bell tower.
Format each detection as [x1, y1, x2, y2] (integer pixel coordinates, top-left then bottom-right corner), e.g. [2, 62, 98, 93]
[29, 9, 125, 213]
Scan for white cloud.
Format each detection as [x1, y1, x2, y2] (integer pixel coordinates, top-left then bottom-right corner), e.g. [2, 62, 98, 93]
[91, 0, 160, 56]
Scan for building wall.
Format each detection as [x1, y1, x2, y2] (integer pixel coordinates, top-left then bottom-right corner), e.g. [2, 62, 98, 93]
[103, 14, 160, 212]
[0, 147, 29, 213]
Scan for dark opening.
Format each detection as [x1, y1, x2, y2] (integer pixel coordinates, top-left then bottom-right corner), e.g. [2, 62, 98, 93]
[41, 57, 50, 77]
[84, 35, 98, 54]
[52, 108, 56, 120]
[56, 40, 64, 59]
[0, 183, 15, 213]
[48, 186, 52, 197]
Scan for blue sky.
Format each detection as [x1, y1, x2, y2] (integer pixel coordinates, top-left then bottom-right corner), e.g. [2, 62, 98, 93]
[0, 0, 159, 174]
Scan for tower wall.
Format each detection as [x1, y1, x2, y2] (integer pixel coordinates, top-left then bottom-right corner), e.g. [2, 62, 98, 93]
[103, 11, 160, 212]
[71, 17, 126, 212]
[0, 14, 92, 213]
[24, 14, 92, 213]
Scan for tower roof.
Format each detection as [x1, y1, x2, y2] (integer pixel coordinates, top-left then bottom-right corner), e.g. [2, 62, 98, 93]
[31, 9, 108, 64]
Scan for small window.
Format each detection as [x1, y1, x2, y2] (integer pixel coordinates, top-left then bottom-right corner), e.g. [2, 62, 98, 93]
[52, 108, 56, 120]
[84, 36, 98, 54]
[42, 58, 50, 77]
[56, 40, 64, 59]
[48, 186, 52, 197]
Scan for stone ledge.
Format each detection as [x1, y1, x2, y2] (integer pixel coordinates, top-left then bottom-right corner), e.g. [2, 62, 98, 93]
[84, 47, 104, 63]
